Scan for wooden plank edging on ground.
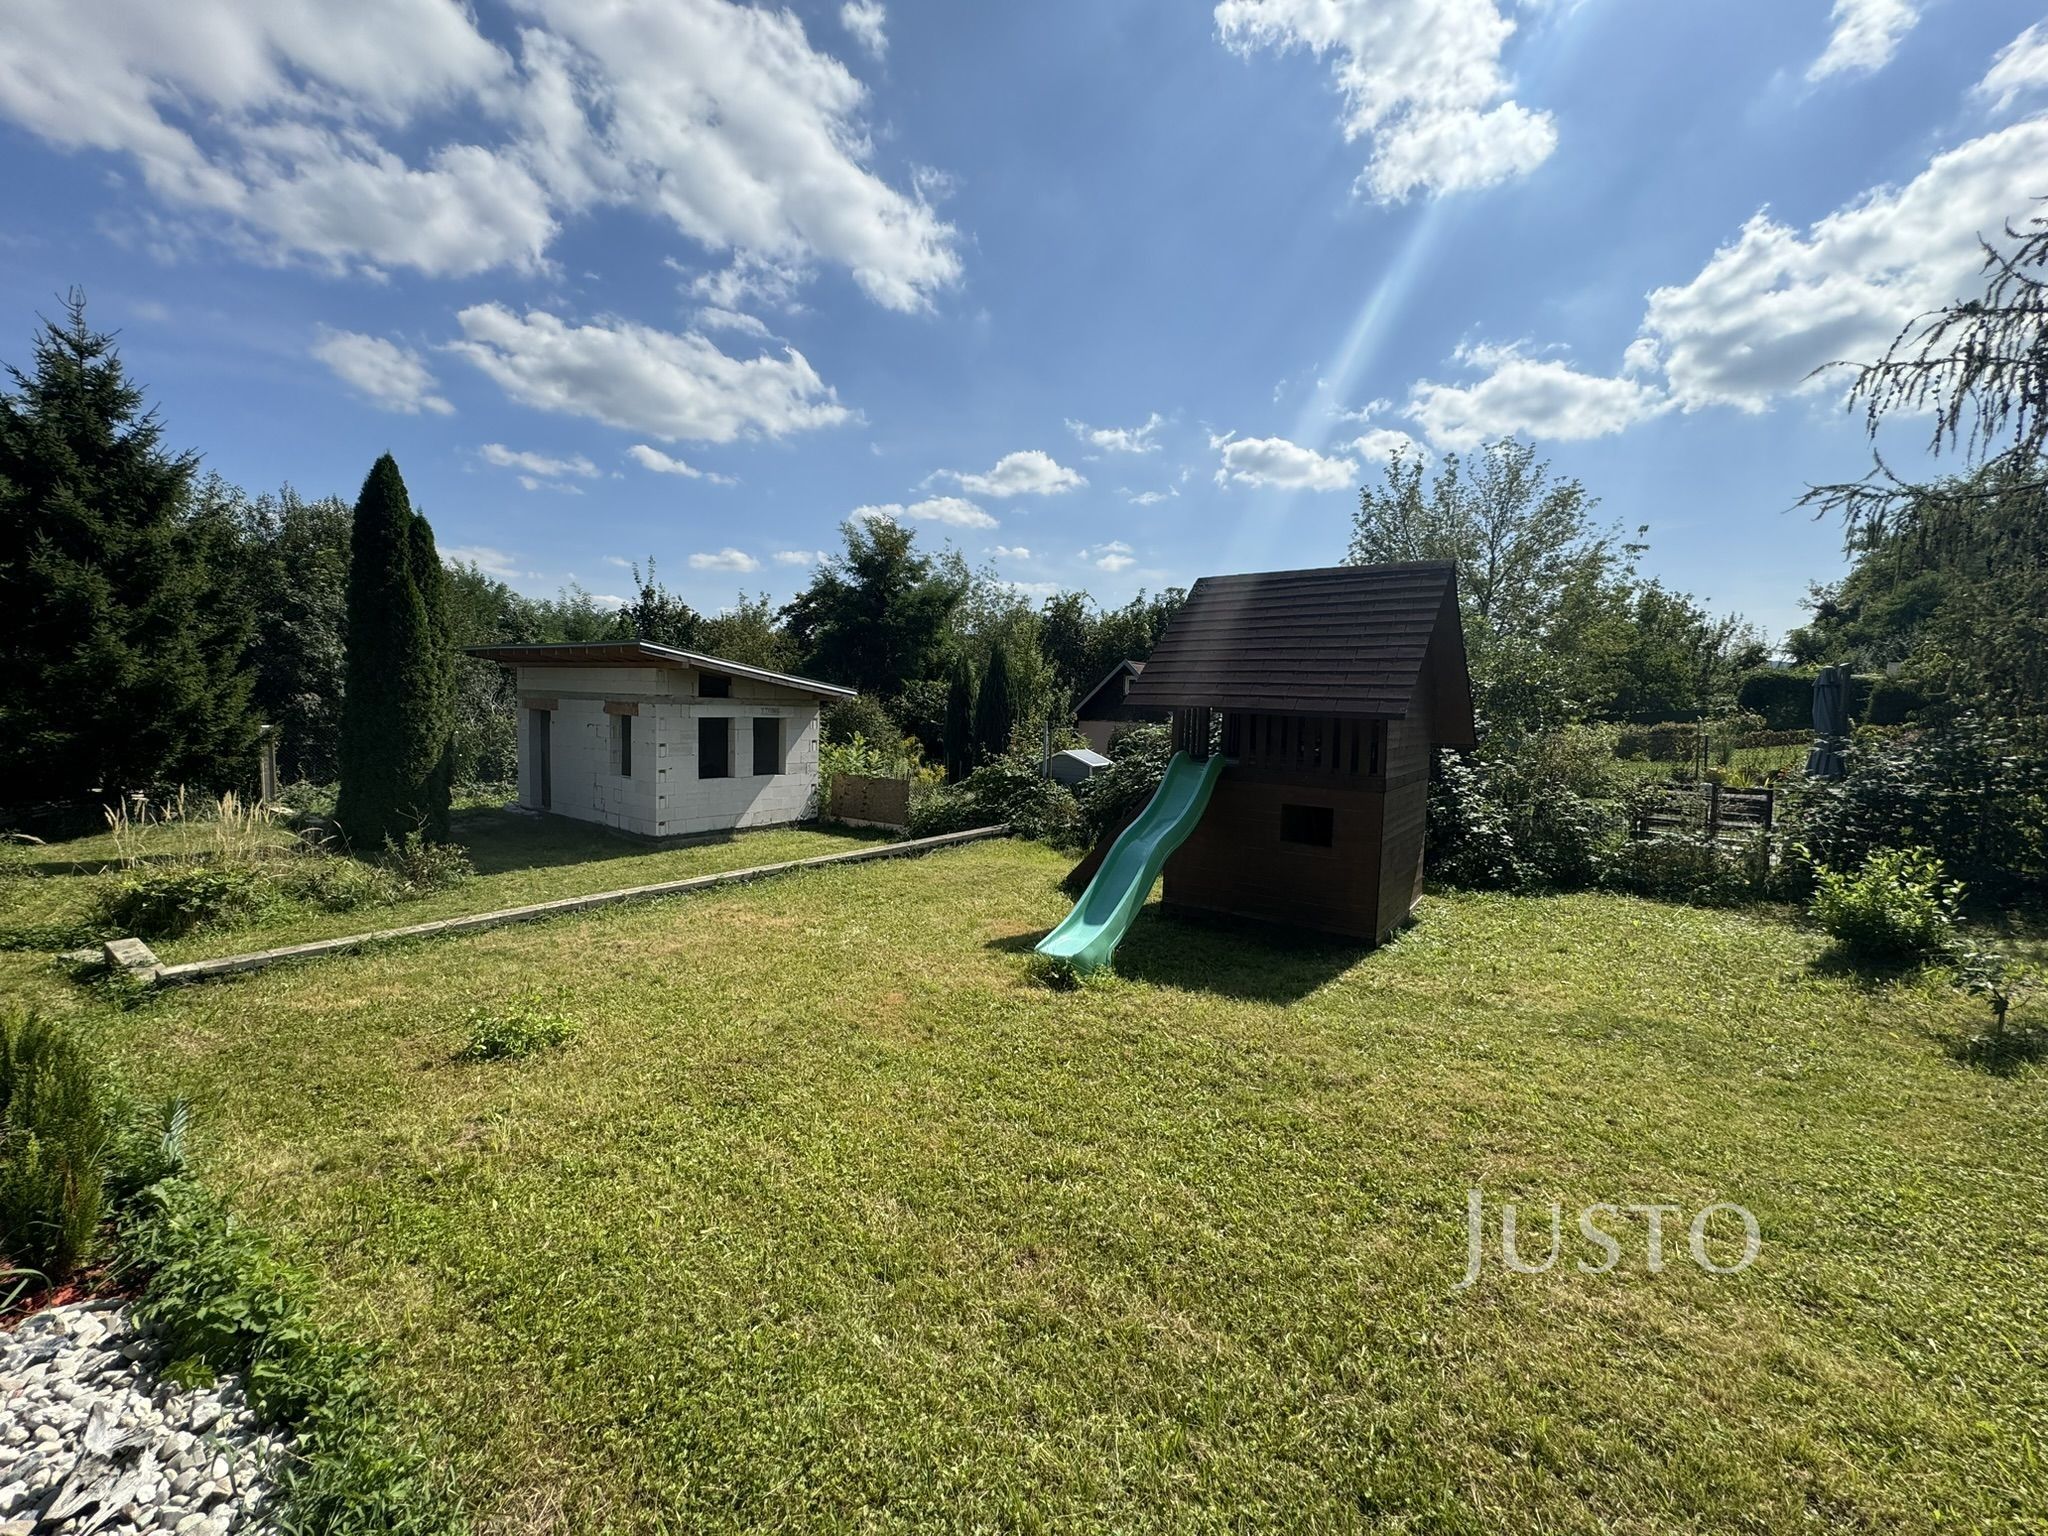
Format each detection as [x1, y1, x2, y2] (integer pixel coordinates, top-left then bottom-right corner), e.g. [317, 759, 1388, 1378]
[140, 824, 1011, 988]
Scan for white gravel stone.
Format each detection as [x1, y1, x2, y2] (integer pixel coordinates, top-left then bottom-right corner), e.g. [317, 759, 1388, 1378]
[0, 1302, 289, 1534]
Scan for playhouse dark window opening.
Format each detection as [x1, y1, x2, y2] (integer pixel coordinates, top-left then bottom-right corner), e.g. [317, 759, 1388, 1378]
[1280, 803, 1334, 847]
[699, 672, 731, 698]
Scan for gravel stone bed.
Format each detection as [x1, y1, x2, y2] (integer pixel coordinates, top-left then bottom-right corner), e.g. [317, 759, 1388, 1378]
[1, 1301, 287, 1535]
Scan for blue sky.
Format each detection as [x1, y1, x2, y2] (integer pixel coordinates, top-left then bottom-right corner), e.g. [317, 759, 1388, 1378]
[3, 0, 2044, 641]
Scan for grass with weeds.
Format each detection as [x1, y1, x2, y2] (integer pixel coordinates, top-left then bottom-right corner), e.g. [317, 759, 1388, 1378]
[25, 838, 2043, 1532]
[0, 809, 888, 963]
[454, 1001, 580, 1063]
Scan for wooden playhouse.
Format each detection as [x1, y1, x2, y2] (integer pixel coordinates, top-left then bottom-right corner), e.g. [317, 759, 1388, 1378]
[1122, 561, 1475, 943]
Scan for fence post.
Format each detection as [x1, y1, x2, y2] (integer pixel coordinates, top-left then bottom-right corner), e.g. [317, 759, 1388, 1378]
[1707, 780, 1721, 841]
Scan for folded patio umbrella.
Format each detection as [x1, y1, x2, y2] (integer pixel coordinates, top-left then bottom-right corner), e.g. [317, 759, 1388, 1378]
[1805, 664, 1849, 779]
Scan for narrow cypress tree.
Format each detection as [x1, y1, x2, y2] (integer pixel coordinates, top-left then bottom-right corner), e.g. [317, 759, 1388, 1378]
[942, 653, 976, 781]
[0, 293, 257, 805]
[406, 506, 455, 840]
[335, 456, 450, 848]
[973, 643, 1015, 766]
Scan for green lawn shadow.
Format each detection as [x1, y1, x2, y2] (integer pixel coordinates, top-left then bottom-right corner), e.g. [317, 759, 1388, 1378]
[991, 899, 1369, 1005]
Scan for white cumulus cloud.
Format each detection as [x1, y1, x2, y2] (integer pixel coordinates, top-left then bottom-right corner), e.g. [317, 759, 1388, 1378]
[773, 548, 829, 566]
[1639, 116, 2048, 412]
[1405, 342, 1667, 450]
[841, 0, 887, 60]
[1976, 23, 2048, 112]
[694, 307, 773, 339]
[1211, 432, 1358, 491]
[443, 545, 524, 580]
[0, 0, 960, 306]
[311, 327, 452, 415]
[1387, 108, 2048, 448]
[1351, 427, 1423, 462]
[853, 497, 998, 529]
[1807, 0, 1919, 82]
[930, 449, 1086, 498]
[1214, 0, 1556, 200]
[689, 548, 761, 572]
[480, 443, 599, 480]
[450, 304, 852, 443]
[626, 443, 735, 484]
[1088, 540, 1137, 574]
[1067, 412, 1164, 453]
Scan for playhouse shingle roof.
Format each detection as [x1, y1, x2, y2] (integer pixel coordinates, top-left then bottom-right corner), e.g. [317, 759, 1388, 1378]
[1123, 562, 1473, 740]
[464, 641, 855, 701]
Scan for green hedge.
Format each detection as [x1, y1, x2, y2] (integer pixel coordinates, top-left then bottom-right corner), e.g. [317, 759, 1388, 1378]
[1735, 667, 1924, 730]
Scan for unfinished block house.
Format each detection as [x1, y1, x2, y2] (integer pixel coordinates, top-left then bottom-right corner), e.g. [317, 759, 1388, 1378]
[1121, 561, 1476, 943]
[466, 642, 855, 838]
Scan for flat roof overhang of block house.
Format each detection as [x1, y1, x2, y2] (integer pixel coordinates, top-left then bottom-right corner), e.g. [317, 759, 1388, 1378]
[465, 641, 855, 840]
[1122, 561, 1477, 944]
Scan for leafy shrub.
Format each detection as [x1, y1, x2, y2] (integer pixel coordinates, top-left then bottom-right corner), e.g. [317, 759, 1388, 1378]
[457, 1000, 580, 1062]
[906, 783, 981, 838]
[0, 1009, 110, 1275]
[97, 860, 268, 939]
[380, 832, 475, 894]
[822, 693, 897, 748]
[1074, 726, 1172, 846]
[1429, 727, 1628, 892]
[966, 754, 1083, 845]
[272, 780, 340, 818]
[907, 754, 1081, 845]
[1863, 675, 1928, 726]
[1601, 832, 1769, 907]
[1425, 751, 1524, 889]
[273, 855, 406, 913]
[1810, 847, 1961, 964]
[1794, 717, 2048, 904]
[124, 1179, 464, 1532]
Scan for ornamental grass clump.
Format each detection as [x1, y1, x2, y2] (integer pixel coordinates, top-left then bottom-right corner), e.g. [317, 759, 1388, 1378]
[0, 1008, 109, 1277]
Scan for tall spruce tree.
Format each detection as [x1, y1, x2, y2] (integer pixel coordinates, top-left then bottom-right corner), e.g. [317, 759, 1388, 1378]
[943, 653, 976, 781]
[335, 455, 452, 847]
[0, 293, 257, 805]
[973, 642, 1015, 765]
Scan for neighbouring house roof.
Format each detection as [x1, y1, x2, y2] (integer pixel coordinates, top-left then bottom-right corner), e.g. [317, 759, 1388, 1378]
[1073, 658, 1147, 719]
[1122, 562, 1475, 744]
[464, 641, 856, 702]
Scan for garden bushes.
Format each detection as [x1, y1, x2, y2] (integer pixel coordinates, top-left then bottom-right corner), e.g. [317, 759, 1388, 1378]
[98, 861, 269, 940]
[1797, 717, 2048, 904]
[1073, 725, 1172, 847]
[909, 753, 1083, 845]
[1810, 847, 1961, 963]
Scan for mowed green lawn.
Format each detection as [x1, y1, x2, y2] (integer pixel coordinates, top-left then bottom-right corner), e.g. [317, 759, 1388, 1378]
[27, 840, 2048, 1532]
[0, 807, 885, 962]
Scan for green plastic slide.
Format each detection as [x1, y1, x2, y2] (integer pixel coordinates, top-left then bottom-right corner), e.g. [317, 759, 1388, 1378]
[1034, 750, 1224, 973]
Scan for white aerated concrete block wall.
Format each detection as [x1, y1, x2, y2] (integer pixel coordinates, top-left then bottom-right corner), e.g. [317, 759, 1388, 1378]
[510, 662, 825, 838]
